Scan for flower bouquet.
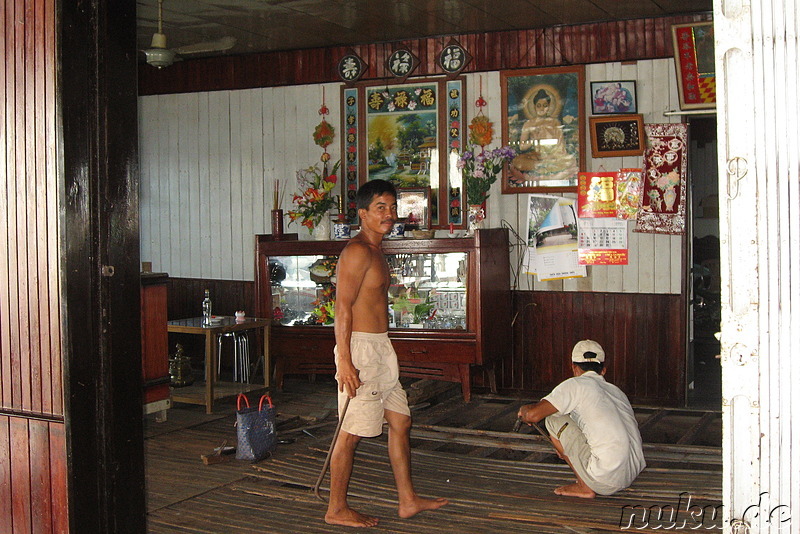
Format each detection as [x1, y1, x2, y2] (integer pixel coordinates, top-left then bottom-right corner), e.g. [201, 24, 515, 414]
[287, 161, 340, 232]
[457, 144, 516, 206]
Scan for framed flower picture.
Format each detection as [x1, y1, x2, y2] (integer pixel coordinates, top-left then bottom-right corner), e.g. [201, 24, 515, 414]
[341, 77, 466, 228]
[590, 80, 637, 114]
[501, 66, 585, 194]
[589, 114, 645, 158]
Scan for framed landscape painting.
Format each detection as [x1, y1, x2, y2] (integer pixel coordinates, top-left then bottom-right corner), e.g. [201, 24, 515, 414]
[501, 66, 585, 194]
[341, 77, 466, 228]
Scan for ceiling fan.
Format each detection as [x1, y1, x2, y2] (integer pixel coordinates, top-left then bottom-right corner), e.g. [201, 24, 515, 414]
[143, 0, 236, 68]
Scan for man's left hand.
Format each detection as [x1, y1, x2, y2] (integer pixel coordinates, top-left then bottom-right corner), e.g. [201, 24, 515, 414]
[517, 399, 557, 425]
[517, 404, 537, 424]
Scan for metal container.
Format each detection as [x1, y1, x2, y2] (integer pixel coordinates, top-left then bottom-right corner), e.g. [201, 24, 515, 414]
[169, 344, 195, 387]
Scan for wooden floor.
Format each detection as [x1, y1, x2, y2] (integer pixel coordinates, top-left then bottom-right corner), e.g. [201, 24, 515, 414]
[145, 377, 723, 533]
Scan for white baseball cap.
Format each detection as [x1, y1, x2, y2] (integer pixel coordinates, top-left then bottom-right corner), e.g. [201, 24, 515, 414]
[571, 340, 605, 363]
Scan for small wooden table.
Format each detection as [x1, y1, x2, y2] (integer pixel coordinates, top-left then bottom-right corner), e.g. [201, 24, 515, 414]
[167, 316, 270, 413]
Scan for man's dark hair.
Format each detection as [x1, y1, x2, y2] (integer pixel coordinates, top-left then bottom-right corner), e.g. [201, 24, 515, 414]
[356, 179, 397, 211]
[575, 361, 604, 374]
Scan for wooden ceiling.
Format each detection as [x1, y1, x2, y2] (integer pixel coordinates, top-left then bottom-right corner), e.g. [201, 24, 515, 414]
[136, 0, 712, 61]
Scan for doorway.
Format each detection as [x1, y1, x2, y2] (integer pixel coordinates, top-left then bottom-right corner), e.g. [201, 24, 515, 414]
[687, 116, 722, 408]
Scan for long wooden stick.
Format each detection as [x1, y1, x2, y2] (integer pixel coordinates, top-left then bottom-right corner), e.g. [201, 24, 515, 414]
[313, 396, 349, 501]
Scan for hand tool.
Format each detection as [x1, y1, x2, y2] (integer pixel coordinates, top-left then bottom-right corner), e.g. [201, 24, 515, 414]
[512, 417, 522, 433]
[200, 440, 235, 465]
[313, 396, 350, 501]
[513, 416, 549, 439]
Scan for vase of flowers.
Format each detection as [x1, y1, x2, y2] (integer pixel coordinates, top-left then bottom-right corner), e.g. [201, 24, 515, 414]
[288, 161, 340, 239]
[466, 204, 486, 235]
[311, 214, 331, 240]
[457, 144, 515, 234]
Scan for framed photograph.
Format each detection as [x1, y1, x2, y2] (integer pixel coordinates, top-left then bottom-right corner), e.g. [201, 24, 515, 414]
[590, 80, 637, 114]
[397, 187, 430, 229]
[341, 77, 466, 228]
[589, 114, 645, 158]
[501, 66, 585, 194]
[672, 22, 716, 110]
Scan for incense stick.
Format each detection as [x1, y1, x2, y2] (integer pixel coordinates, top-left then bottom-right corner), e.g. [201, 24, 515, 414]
[273, 179, 287, 211]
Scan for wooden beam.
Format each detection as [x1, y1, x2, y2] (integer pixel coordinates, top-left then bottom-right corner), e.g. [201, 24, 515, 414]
[676, 411, 718, 445]
[638, 408, 668, 433]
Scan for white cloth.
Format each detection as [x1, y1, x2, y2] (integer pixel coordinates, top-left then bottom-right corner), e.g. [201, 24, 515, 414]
[543, 371, 645, 494]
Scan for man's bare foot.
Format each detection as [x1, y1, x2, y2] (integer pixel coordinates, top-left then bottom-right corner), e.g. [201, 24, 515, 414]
[325, 507, 379, 528]
[554, 483, 596, 499]
[398, 496, 450, 518]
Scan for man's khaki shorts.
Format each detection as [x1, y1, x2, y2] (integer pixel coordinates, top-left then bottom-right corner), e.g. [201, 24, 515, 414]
[546, 413, 613, 494]
[335, 332, 410, 438]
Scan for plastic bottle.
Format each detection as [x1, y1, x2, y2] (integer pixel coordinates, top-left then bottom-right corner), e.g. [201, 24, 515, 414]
[202, 289, 212, 325]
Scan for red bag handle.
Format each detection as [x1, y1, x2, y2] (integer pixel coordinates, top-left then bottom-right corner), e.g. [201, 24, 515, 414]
[258, 395, 273, 410]
[237, 393, 250, 410]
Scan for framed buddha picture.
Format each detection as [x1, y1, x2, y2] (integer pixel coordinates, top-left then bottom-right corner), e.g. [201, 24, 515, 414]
[501, 66, 585, 194]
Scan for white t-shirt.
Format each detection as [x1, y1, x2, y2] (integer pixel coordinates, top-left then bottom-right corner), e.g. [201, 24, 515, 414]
[543, 371, 645, 491]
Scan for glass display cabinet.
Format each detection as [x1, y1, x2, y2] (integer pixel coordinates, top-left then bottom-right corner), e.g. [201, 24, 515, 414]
[255, 229, 510, 401]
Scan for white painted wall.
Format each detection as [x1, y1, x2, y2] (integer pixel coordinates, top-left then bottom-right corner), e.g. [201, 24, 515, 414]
[139, 59, 684, 293]
[139, 83, 342, 280]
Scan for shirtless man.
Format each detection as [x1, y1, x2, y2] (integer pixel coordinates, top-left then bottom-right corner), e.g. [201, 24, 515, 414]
[325, 179, 449, 527]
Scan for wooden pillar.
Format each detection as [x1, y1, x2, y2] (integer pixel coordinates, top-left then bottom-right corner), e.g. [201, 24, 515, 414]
[61, 1, 145, 531]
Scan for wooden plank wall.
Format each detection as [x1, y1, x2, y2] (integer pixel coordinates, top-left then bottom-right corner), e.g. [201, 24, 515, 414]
[0, 0, 68, 532]
[478, 60, 686, 293]
[139, 59, 685, 295]
[498, 291, 685, 406]
[138, 83, 343, 282]
[163, 278, 685, 404]
[139, 14, 711, 95]
[166, 277, 255, 320]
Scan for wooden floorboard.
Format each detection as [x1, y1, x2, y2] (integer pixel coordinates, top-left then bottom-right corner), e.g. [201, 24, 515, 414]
[146, 378, 722, 532]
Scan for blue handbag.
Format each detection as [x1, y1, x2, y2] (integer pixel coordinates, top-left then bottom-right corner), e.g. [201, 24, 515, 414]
[235, 393, 277, 461]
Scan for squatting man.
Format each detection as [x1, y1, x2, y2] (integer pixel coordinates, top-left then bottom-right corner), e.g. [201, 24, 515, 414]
[517, 340, 646, 498]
